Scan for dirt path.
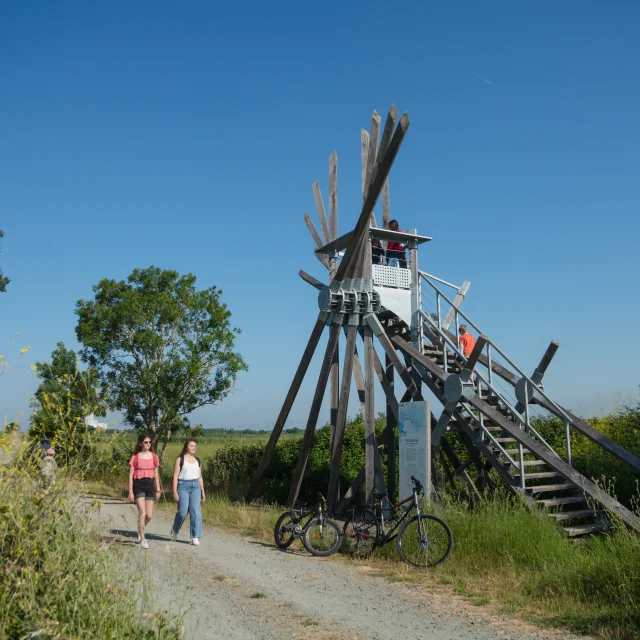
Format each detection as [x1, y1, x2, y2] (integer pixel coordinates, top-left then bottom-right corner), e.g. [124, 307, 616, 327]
[94, 499, 585, 640]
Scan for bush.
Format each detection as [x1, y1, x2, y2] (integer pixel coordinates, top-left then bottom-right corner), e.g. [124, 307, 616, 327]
[201, 414, 388, 504]
[0, 444, 182, 639]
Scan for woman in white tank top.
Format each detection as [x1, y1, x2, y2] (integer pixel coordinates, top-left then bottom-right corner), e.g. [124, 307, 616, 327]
[170, 439, 206, 545]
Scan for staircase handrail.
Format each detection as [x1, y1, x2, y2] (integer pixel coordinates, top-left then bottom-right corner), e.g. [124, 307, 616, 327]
[419, 272, 573, 430]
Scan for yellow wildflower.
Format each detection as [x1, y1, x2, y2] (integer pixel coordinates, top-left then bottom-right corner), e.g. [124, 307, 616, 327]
[30, 365, 37, 371]
[23, 568, 29, 575]
[33, 550, 38, 555]
[20, 346, 31, 354]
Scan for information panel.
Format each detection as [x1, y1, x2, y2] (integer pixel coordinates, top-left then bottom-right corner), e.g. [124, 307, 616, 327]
[398, 400, 431, 500]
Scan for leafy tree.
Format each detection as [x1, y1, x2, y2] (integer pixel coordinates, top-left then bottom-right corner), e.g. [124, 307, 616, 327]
[75, 266, 247, 461]
[29, 342, 108, 464]
[0, 230, 8, 293]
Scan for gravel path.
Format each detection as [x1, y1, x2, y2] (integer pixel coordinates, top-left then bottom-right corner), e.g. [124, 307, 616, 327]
[94, 499, 585, 640]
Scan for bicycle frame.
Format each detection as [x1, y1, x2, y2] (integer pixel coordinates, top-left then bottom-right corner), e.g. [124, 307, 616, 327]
[377, 486, 421, 544]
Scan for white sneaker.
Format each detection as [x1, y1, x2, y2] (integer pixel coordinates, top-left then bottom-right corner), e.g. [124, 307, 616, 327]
[137, 533, 141, 543]
[191, 538, 200, 546]
[140, 539, 149, 549]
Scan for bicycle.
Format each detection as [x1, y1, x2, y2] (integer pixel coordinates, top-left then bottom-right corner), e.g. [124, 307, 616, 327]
[342, 476, 453, 568]
[273, 494, 342, 557]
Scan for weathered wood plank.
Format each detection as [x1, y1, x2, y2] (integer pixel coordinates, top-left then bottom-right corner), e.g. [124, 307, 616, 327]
[247, 316, 327, 501]
[382, 179, 390, 230]
[366, 314, 422, 399]
[327, 324, 358, 511]
[373, 105, 398, 183]
[303, 213, 330, 269]
[287, 324, 341, 507]
[329, 151, 338, 241]
[298, 269, 324, 291]
[364, 325, 376, 503]
[364, 111, 381, 203]
[385, 353, 397, 503]
[312, 181, 331, 244]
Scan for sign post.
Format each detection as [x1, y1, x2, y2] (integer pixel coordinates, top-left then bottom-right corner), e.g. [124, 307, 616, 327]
[398, 400, 431, 499]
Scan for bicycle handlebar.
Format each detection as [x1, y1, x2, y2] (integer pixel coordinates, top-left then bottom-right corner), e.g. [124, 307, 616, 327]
[411, 475, 424, 494]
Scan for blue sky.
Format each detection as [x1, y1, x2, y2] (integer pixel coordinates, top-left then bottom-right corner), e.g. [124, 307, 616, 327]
[2, 1, 639, 430]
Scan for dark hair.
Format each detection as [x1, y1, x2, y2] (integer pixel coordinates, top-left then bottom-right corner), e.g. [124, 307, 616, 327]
[134, 433, 153, 454]
[389, 219, 398, 228]
[178, 439, 197, 458]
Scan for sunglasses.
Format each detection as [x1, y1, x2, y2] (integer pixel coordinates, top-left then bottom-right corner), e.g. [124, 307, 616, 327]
[143, 440, 151, 444]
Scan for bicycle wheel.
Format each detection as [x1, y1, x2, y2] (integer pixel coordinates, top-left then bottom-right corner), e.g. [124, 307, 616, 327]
[274, 511, 301, 549]
[396, 514, 453, 568]
[303, 518, 342, 557]
[342, 508, 379, 558]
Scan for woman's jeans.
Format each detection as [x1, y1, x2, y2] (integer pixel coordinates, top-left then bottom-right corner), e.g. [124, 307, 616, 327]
[172, 479, 203, 539]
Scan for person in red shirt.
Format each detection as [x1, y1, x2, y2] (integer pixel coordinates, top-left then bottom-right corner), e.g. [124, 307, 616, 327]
[386, 219, 407, 268]
[458, 324, 476, 357]
[128, 433, 161, 549]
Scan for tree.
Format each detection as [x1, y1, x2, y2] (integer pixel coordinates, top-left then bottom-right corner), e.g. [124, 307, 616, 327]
[29, 342, 108, 464]
[75, 266, 247, 460]
[0, 230, 9, 293]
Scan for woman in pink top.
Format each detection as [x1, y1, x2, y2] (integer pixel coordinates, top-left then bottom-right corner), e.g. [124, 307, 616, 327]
[128, 433, 161, 549]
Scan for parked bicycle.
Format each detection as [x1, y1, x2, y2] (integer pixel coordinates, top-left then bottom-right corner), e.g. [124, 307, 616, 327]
[342, 476, 453, 568]
[274, 494, 342, 557]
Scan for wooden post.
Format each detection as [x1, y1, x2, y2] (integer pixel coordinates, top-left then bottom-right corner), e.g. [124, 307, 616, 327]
[327, 324, 358, 512]
[386, 353, 397, 503]
[287, 324, 341, 507]
[312, 181, 331, 244]
[247, 315, 327, 501]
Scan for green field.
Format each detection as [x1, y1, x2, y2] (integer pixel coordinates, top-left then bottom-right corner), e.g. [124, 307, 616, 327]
[160, 432, 297, 460]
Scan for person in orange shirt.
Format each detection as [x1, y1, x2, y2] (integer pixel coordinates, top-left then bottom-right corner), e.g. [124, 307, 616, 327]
[458, 324, 476, 357]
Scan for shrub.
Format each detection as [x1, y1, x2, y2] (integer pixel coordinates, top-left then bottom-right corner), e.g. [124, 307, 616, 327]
[0, 446, 182, 639]
[201, 414, 388, 504]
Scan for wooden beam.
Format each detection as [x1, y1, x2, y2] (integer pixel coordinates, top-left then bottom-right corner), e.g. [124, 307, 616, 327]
[335, 110, 410, 282]
[287, 323, 341, 507]
[440, 435, 483, 504]
[365, 314, 421, 399]
[247, 315, 327, 501]
[364, 111, 381, 205]
[373, 105, 398, 183]
[386, 353, 397, 503]
[382, 179, 390, 230]
[298, 269, 324, 291]
[532, 341, 559, 383]
[312, 181, 331, 244]
[329, 151, 338, 241]
[360, 129, 369, 205]
[327, 325, 358, 512]
[364, 325, 376, 503]
[303, 213, 330, 269]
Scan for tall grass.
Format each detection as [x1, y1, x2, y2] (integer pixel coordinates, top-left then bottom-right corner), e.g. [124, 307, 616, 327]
[0, 441, 182, 639]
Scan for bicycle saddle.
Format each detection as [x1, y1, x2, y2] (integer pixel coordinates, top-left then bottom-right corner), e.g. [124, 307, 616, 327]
[293, 500, 307, 508]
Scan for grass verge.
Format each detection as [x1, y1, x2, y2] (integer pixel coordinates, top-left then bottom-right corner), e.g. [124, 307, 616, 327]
[0, 459, 183, 638]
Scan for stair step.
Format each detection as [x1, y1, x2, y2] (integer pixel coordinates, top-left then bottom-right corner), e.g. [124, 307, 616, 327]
[495, 438, 516, 443]
[502, 448, 531, 455]
[485, 426, 502, 432]
[520, 460, 546, 467]
[564, 521, 610, 538]
[515, 471, 562, 479]
[549, 509, 605, 521]
[528, 483, 573, 494]
[538, 496, 586, 507]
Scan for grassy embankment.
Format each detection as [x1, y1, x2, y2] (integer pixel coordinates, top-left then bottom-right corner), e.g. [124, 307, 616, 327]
[0, 435, 183, 640]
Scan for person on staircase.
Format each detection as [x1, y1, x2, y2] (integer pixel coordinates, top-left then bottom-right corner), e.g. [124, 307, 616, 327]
[458, 324, 476, 358]
[386, 219, 407, 268]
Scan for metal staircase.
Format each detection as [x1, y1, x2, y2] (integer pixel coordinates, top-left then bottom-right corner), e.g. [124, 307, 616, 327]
[379, 271, 640, 538]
